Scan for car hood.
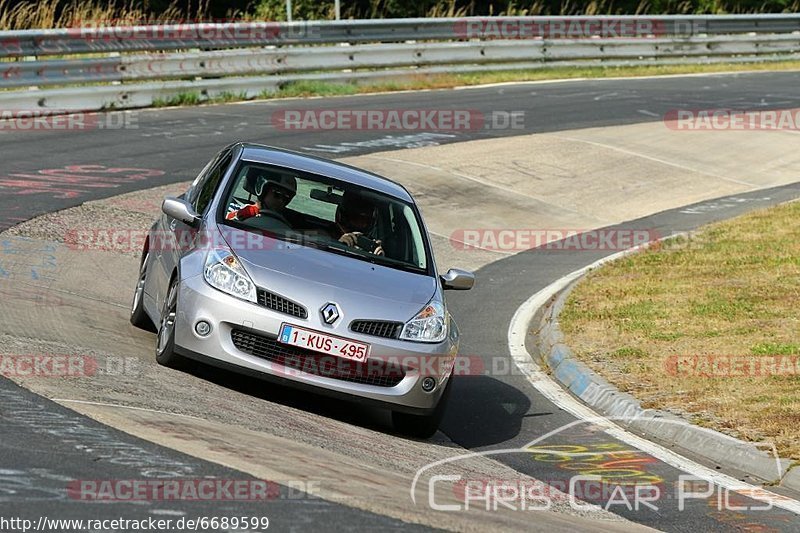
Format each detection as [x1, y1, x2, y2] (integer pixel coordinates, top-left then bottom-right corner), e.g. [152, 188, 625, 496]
[221, 228, 437, 321]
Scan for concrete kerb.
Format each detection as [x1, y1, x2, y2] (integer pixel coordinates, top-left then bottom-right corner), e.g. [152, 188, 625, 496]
[782, 467, 800, 491]
[530, 250, 800, 491]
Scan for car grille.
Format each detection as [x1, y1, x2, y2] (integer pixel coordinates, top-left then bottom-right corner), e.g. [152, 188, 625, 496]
[256, 288, 307, 319]
[231, 329, 405, 388]
[350, 320, 403, 340]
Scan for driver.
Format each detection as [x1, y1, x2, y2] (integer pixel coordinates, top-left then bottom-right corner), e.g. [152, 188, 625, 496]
[226, 174, 297, 222]
[333, 190, 384, 256]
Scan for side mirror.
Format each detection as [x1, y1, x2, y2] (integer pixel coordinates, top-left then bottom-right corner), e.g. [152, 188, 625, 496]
[440, 268, 475, 291]
[162, 197, 200, 227]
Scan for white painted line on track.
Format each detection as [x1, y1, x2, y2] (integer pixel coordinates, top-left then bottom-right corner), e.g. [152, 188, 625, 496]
[551, 134, 759, 188]
[361, 155, 599, 219]
[578, 69, 800, 83]
[451, 69, 800, 92]
[507, 247, 800, 516]
[426, 229, 515, 256]
[453, 79, 589, 90]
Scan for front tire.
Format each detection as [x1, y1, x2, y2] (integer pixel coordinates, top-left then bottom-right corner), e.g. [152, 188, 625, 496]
[392, 377, 453, 439]
[156, 276, 184, 368]
[130, 252, 157, 332]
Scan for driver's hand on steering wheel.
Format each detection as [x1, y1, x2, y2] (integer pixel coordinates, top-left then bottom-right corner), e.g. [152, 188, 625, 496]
[339, 231, 360, 248]
[339, 232, 384, 256]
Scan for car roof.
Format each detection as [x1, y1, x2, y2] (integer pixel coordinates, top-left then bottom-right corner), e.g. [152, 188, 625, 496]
[237, 143, 413, 203]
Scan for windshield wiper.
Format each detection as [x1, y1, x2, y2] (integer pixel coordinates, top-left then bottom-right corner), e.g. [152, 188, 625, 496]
[316, 243, 425, 274]
[317, 243, 375, 261]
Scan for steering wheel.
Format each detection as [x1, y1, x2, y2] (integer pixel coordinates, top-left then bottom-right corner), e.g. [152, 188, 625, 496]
[355, 234, 381, 252]
[259, 209, 290, 224]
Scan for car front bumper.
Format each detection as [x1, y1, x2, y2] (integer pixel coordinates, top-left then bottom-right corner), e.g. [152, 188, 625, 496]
[173, 274, 457, 414]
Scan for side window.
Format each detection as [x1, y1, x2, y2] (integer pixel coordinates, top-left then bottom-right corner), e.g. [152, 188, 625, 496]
[185, 155, 219, 206]
[193, 151, 232, 215]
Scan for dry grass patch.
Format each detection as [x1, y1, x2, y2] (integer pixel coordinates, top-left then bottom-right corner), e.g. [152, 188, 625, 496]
[559, 200, 800, 460]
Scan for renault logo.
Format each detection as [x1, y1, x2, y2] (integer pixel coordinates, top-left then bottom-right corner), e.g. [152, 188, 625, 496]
[321, 303, 340, 325]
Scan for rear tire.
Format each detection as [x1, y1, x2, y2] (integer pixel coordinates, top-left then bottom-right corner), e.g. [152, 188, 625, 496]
[392, 377, 453, 439]
[155, 276, 184, 369]
[130, 252, 157, 332]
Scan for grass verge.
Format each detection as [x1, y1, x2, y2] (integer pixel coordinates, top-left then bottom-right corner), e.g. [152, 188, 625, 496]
[145, 60, 800, 108]
[559, 200, 800, 460]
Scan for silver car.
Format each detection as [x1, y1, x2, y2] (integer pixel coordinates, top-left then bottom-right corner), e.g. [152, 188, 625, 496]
[130, 143, 474, 437]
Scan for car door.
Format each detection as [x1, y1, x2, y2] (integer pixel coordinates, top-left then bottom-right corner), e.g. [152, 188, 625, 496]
[151, 148, 233, 312]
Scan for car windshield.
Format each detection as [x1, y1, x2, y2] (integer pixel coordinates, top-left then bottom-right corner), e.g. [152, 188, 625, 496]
[219, 161, 429, 273]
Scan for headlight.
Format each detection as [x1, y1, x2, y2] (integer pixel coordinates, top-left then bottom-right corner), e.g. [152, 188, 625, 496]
[400, 300, 447, 343]
[203, 248, 257, 303]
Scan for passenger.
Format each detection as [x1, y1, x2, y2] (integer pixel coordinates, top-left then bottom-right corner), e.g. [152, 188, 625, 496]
[227, 175, 297, 221]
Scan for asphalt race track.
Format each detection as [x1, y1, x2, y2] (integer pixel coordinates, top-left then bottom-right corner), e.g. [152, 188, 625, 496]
[4, 71, 800, 232]
[0, 380, 430, 531]
[2, 71, 800, 531]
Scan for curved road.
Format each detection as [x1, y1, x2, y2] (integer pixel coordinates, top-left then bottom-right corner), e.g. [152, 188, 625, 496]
[2, 71, 800, 531]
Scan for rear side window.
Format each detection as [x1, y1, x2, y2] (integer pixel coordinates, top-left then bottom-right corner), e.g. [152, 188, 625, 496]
[193, 151, 233, 215]
[186, 152, 222, 205]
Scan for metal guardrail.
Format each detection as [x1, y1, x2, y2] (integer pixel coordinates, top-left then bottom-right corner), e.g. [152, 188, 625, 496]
[0, 15, 798, 111]
[3, 34, 799, 90]
[2, 15, 800, 56]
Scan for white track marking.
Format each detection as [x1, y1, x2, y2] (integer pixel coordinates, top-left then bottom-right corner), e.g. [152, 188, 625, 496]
[361, 155, 600, 219]
[551, 134, 759, 188]
[426, 229, 515, 256]
[451, 69, 800, 91]
[507, 249, 800, 515]
[453, 79, 588, 89]
[570, 69, 800, 82]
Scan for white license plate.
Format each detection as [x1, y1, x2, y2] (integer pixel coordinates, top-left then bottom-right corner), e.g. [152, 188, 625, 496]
[279, 324, 370, 362]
